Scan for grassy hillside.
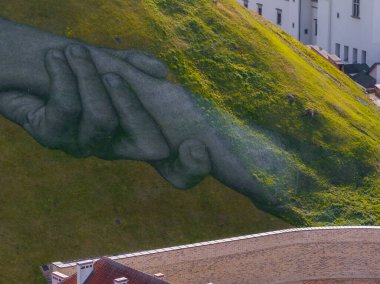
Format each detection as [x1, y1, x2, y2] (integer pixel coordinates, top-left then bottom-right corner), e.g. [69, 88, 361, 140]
[0, 117, 290, 283]
[0, 0, 379, 282]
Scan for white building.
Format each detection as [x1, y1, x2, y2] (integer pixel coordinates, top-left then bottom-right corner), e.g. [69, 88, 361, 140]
[238, 0, 319, 45]
[238, 0, 380, 79]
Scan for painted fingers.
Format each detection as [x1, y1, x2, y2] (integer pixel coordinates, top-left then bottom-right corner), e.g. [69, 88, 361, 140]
[0, 44, 211, 188]
[102, 73, 170, 160]
[0, 44, 172, 160]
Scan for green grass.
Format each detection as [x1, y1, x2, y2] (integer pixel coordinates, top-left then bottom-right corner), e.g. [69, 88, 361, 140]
[0, 115, 290, 283]
[0, 0, 379, 282]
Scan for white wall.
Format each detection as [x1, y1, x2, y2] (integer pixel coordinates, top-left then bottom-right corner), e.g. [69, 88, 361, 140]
[317, 0, 380, 66]
[370, 65, 380, 83]
[317, 0, 332, 53]
[237, 0, 300, 40]
[311, 1, 318, 45]
[288, 0, 300, 39]
[238, 0, 380, 70]
[236, 0, 318, 43]
[299, 0, 312, 44]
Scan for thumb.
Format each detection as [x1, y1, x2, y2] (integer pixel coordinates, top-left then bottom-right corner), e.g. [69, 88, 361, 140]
[0, 91, 44, 127]
[151, 139, 212, 190]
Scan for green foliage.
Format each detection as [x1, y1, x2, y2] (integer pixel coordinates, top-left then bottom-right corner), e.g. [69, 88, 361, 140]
[140, 0, 380, 226]
[3, 0, 380, 231]
[0, 0, 379, 282]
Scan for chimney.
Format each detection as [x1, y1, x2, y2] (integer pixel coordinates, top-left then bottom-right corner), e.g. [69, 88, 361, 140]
[76, 260, 94, 284]
[154, 273, 165, 279]
[51, 271, 68, 284]
[114, 277, 129, 284]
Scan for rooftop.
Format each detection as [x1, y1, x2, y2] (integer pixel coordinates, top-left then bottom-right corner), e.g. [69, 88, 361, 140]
[51, 226, 380, 284]
[59, 257, 168, 284]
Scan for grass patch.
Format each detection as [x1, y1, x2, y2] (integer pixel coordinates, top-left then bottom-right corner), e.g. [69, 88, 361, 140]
[0, 0, 379, 282]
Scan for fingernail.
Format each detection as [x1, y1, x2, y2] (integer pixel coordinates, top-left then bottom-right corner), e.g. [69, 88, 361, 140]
[190, 144, 206, 160]
[51, 50, 66, 61]
[103, 73, 122, 87]
[69, 45, 89, 58]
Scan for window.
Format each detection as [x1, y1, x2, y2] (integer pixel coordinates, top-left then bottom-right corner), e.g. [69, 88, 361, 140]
[243, 0, 249, 8]
[257, 3, 263, 15]
[276, 9, 282, 25]
[353, 48, 358, 63]
[314, 19, 318, 36]
[362, 50, 367, 64]
[352, 0, 360, 18]
[344, 45, 349, 62]
[335, 43, 341, 58]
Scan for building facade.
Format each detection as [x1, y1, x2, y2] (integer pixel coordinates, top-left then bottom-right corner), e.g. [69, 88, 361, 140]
[238, 0, 380, 68]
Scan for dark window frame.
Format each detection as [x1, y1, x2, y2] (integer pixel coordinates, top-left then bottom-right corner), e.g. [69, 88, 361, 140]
[344, 45, 349, 62]
[335, 43, 341, 58]
[352, 0, 360, 18]
[361, 50, 367, 64]
[276, 8, 282, 26]
[257, 3, 263, 15]
[353, 48, 358, 64]
[314, 19, 318, 36]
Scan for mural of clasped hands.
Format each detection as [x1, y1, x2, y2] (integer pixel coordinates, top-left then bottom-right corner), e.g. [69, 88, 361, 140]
[0, 42, 212, 190]
[0, 17, 288, 209]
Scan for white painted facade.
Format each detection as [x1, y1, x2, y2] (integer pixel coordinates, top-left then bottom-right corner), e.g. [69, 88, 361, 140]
[237, 0, 318, 44]
[370, 64, 380, 83]
[238, 0, 380, 69]
[76, 260, 94, 284]
[318, 0, 380, 67]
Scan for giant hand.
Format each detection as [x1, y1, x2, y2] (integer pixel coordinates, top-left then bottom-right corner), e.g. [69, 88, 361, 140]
[0, 46, 171, 160]
[0, 43, 212, 189]
[0, 17, 297, 211]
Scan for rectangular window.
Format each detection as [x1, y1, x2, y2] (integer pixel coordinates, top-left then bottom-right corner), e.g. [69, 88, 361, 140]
[353, 48, 358, 63]
[344, 45, 349, 62]
[362, 50, 367, 64]
[335, 43, 341, 58]
[257, 3, 263, 15]
[243, 0, 249, 8]
[276, 9, 282, 26]
[314, 19, 318, 36]
[352, 0, 360, 18]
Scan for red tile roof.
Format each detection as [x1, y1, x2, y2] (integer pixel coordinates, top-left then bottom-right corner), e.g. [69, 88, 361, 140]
[60, 257, 169, 284]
